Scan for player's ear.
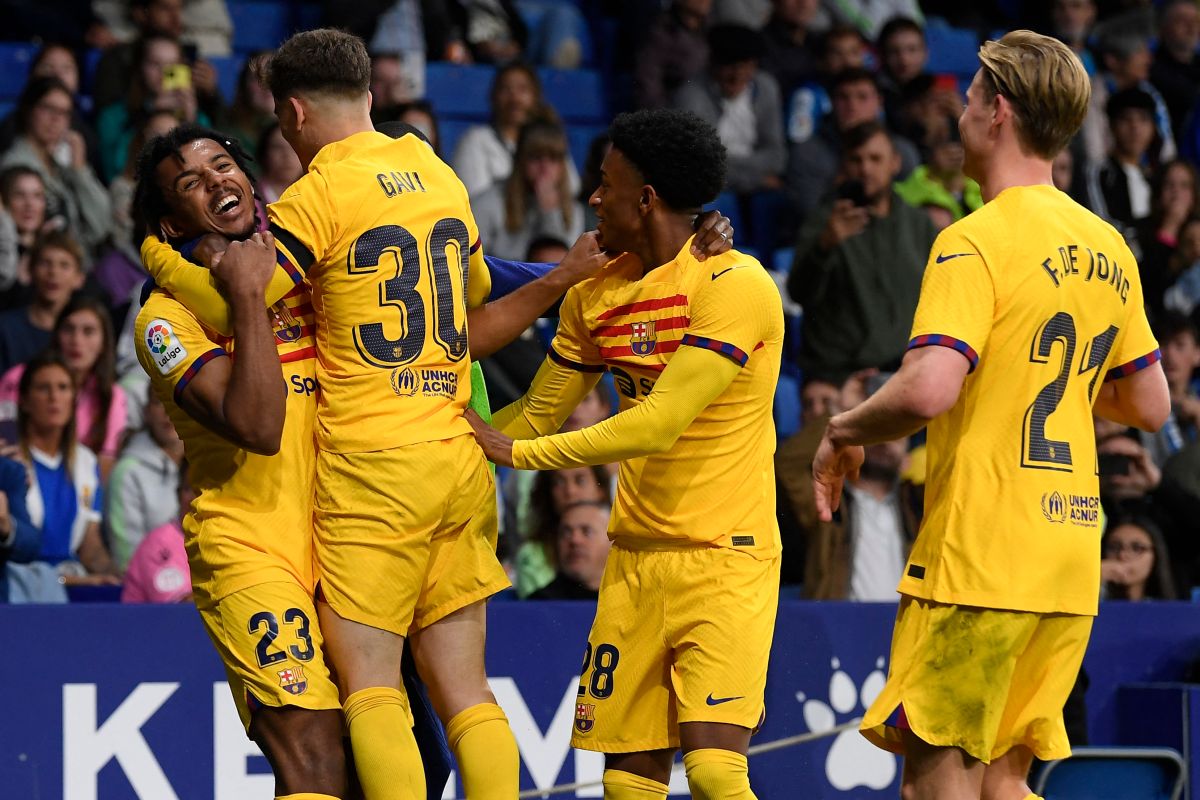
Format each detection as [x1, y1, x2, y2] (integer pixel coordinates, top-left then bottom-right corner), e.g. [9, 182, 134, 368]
[366, 89, 374, 113]
[159, 215, 186, 240]
[289, 96, 306, 130]
[639, 184, 656, 216]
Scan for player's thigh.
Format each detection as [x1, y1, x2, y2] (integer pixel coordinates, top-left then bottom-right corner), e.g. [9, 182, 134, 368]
[604, 749, 676, 786]
[669, 549, 780, 732]
[411, 439, 510, 633]
[572, 546, 676, 754]
[198, 581, 341, 731]
[409, 600, 494, 721]
[990, 612, 1092, 763]
[862, 598, 1039, 763]
[679, 721, 753, 755]
[312, 445, 447, 637]
[316, 599, 406, 696]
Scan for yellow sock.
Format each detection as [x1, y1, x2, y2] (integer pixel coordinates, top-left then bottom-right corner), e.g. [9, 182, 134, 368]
[1024, 796, 1045, 800]
[683, 749, 756, 800]
[602, 769, 669, 799]
[444, 702, 519, 800]
[343, 687, 425, 800]
[276, 795, 340, 799]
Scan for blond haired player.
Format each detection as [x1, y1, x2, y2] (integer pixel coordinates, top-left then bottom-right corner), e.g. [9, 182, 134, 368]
[471, 108, 783, 800]
[812, 31, 1171, 800]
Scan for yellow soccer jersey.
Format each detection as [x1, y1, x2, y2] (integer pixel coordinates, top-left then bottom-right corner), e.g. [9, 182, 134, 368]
[541, 242, 784, 558]
[900, 184, 1159, 615]
[267, 130, 490, 453]
[134, 286, 319, 607]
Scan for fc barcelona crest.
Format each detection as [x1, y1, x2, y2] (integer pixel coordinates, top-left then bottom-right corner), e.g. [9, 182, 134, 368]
[278, 665, 308, 695]
[575, 702, 596, 733]
[630, 320, 656, 356]
[271, 301, 302, 343]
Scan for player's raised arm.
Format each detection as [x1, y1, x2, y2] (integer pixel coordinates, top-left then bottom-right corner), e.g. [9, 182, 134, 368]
[169, 234, 287, 454]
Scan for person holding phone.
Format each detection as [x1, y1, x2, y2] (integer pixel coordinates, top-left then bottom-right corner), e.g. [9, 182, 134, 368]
[787, 119, 936, 377]
[96, 34, 210, 182]
[0, 77, 112, 257]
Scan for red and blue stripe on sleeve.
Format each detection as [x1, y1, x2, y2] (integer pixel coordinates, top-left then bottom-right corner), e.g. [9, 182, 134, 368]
[1105, 349, 1161, 382]
[907, 334, 980, 372]
[680, 334, 749, 366]
[173, 348, 227, 403]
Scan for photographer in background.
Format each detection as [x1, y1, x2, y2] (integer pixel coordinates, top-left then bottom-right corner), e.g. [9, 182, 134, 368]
[787, 120, 935, 377]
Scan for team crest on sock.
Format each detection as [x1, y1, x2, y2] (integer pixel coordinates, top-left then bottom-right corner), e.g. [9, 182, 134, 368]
[277, 665, 308, 695]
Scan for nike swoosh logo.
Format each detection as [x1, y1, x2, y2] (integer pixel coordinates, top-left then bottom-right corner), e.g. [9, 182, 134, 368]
[706, 693, 744, 706]
[935, 252, 973, 263]
[711, 266, 736, 280]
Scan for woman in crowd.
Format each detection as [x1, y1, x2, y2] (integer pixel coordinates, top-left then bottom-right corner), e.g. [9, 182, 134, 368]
[0, 167, 50, 288]
[0, 296, 127, 479]
[4, 352, 119, 602]
[0, 44, 100, 170]
[472, 118, 584, 260]
[220, 52, 276, 155]
[1139, 160, 1200, 318]
[451, 62, 577, 196]
[1101, 515, 1178, 601]
[255, 122, 303, 205]
[0, 77, 112, 258]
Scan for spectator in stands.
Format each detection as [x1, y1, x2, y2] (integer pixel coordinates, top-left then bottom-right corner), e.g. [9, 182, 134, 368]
[633, 0, 712, 109]
[1053, 0, 1099, 74]
[0, 165, 49, 284]
[450, 0, 528, 64]
[1053, 147, 1084, 201]
[673, 25, 787, 196]
[472, 118, 584, 260]
[92, 0, 230, 111]
[0, 231, 84, 375]
[370, 51, 421, 109]
[96, 34, 211, 181]
[1137, 160, 1198, 315]
[218, 52, 275, 156]
[528, 500, 612, 600]
[0, 44, 101, 172]
[711, 0, 771, 27]
[786, 67, 920, 222]
[787, 121, 935, 376]
[1101, 515, 1177, 600]
[0, 203, 15, 300]
[120, 459, 192, 603]
[5, 352, 119, 602]
[255, 123, 302, 205]
[1149, 0, 1200, 136]
[0, 455, 40, 603]
[784, 24, 868, 146]
[799, 373, 842, 428]
[0, 296, 127, 477]
[759, 0, 820, 102]
[1096, 416, 1165, 509]
[876, 16, 935, 129]
[1082, 31, 1175, 169]
[515, 466, 611, 597]
[1164, 223, 1200, 318]
[107, 387, 181, 570]
[452, 62, 577, 196]
[378, 100, 442, 155]
[816, 0, 923, 40]
[1086, 87, 1159, 237]
[895, 131, 982, 226]
[1159, 312, 1200, 443]
[0, 77, 112, 257]
[97, 111, 178, 312]
[892, 73, 966, 160]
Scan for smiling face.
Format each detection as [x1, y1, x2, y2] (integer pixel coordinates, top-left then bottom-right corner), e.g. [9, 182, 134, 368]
[156, 138, 257, 240]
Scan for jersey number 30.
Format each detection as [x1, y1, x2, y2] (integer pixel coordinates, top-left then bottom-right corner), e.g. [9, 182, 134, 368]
[1022, 311, 1118, 471]
[349, 220, 471, 367]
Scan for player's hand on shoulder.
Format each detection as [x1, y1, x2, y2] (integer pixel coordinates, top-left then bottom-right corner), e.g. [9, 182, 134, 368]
[811, 424, 864, 523]
[691, 209, 734, 261]
[193, 233, 232, 269]
[214, 232, 277, 303]
[555, 231, 609, 286]
[465, 409, 515, 468]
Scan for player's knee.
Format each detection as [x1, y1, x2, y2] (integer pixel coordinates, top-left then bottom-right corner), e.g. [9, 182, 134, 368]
[682, 749, 754, 800]
[253, 708, 346, 792]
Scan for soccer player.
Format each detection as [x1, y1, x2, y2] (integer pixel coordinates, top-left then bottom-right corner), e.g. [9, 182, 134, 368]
[469, 108, 784, 800]
[811, 31, 1171, 800]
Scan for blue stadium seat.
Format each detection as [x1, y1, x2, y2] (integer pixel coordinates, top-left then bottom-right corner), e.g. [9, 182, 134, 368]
[0, 43, 36, 101]
[0, 101, 14, 122]
[773, 246, 794, 273]
[425, 63, 496, 120]
[229, 0, 292, 53]
[1034, 747, 1185, 800]
[538, 67, 605, 122]
[567, 122, 606, 173]
[437, 118, 476, 162]
[208, 55, 244, 104]
[774, 371, 801, 439]
[925, 19, 980, 80]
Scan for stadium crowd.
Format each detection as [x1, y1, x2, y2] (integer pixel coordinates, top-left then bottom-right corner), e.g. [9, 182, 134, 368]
[0, 0, 1195, 606]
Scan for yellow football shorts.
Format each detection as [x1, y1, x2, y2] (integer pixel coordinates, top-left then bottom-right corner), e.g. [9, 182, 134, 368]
[861, 595, 1093, 763]
[313, 434, 510, 637]
[571, 542, 781, 753]
[198, 581, 341, 731]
